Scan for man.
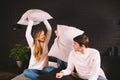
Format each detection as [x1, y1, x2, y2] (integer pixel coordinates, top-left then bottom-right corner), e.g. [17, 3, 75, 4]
[56, 34, 107, 80]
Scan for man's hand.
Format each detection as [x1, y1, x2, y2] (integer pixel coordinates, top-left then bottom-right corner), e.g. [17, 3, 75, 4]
[56, 72, 64, 78]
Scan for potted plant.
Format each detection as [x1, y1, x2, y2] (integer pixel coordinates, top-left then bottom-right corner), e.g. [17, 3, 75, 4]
[9, 43, 29, 68]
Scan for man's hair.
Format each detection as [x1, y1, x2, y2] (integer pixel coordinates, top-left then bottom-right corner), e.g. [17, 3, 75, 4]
[73, 34, 89, 47]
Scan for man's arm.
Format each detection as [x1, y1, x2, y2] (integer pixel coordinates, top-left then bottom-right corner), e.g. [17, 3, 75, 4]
[56, 51, 75, 78]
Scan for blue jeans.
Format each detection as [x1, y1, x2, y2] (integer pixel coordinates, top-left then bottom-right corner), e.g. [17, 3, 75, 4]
[57, 58, 67, 69]
[23, 66, 55, 80]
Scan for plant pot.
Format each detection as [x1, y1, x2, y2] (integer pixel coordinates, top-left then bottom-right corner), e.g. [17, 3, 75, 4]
[16, 61, 22, 68]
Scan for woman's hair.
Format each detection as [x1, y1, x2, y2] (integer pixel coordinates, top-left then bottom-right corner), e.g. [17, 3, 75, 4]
[73, 34, 89, 47]
[32, 29, 44, 61]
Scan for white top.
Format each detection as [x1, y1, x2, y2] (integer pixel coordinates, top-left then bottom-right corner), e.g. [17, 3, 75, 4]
[25, 20, 52, 70]
[48, 24, 84, 62]
[61, 48, 107, 80]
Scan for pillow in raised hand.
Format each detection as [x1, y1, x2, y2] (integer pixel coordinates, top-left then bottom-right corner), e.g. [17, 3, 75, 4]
[17, 9, 53, 25]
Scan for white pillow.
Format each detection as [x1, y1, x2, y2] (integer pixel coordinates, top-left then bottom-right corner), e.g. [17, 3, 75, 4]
[17, 9, 53, 25]
[48, 24, 84, 62]
[57, 24, 84, 46]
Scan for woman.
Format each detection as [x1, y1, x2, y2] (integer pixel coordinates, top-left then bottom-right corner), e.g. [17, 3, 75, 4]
[17, 9, 54, 80]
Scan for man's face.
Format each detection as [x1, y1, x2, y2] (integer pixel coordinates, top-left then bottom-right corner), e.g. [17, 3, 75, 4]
[73, 41, 84, 52]
[73, 41, 81, 51]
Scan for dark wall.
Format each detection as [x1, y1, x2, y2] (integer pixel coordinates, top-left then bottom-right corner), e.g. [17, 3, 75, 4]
[1, 0, 120, 70]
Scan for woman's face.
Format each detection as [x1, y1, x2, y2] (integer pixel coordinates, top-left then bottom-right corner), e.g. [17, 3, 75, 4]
[39, 31, 45, 42]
